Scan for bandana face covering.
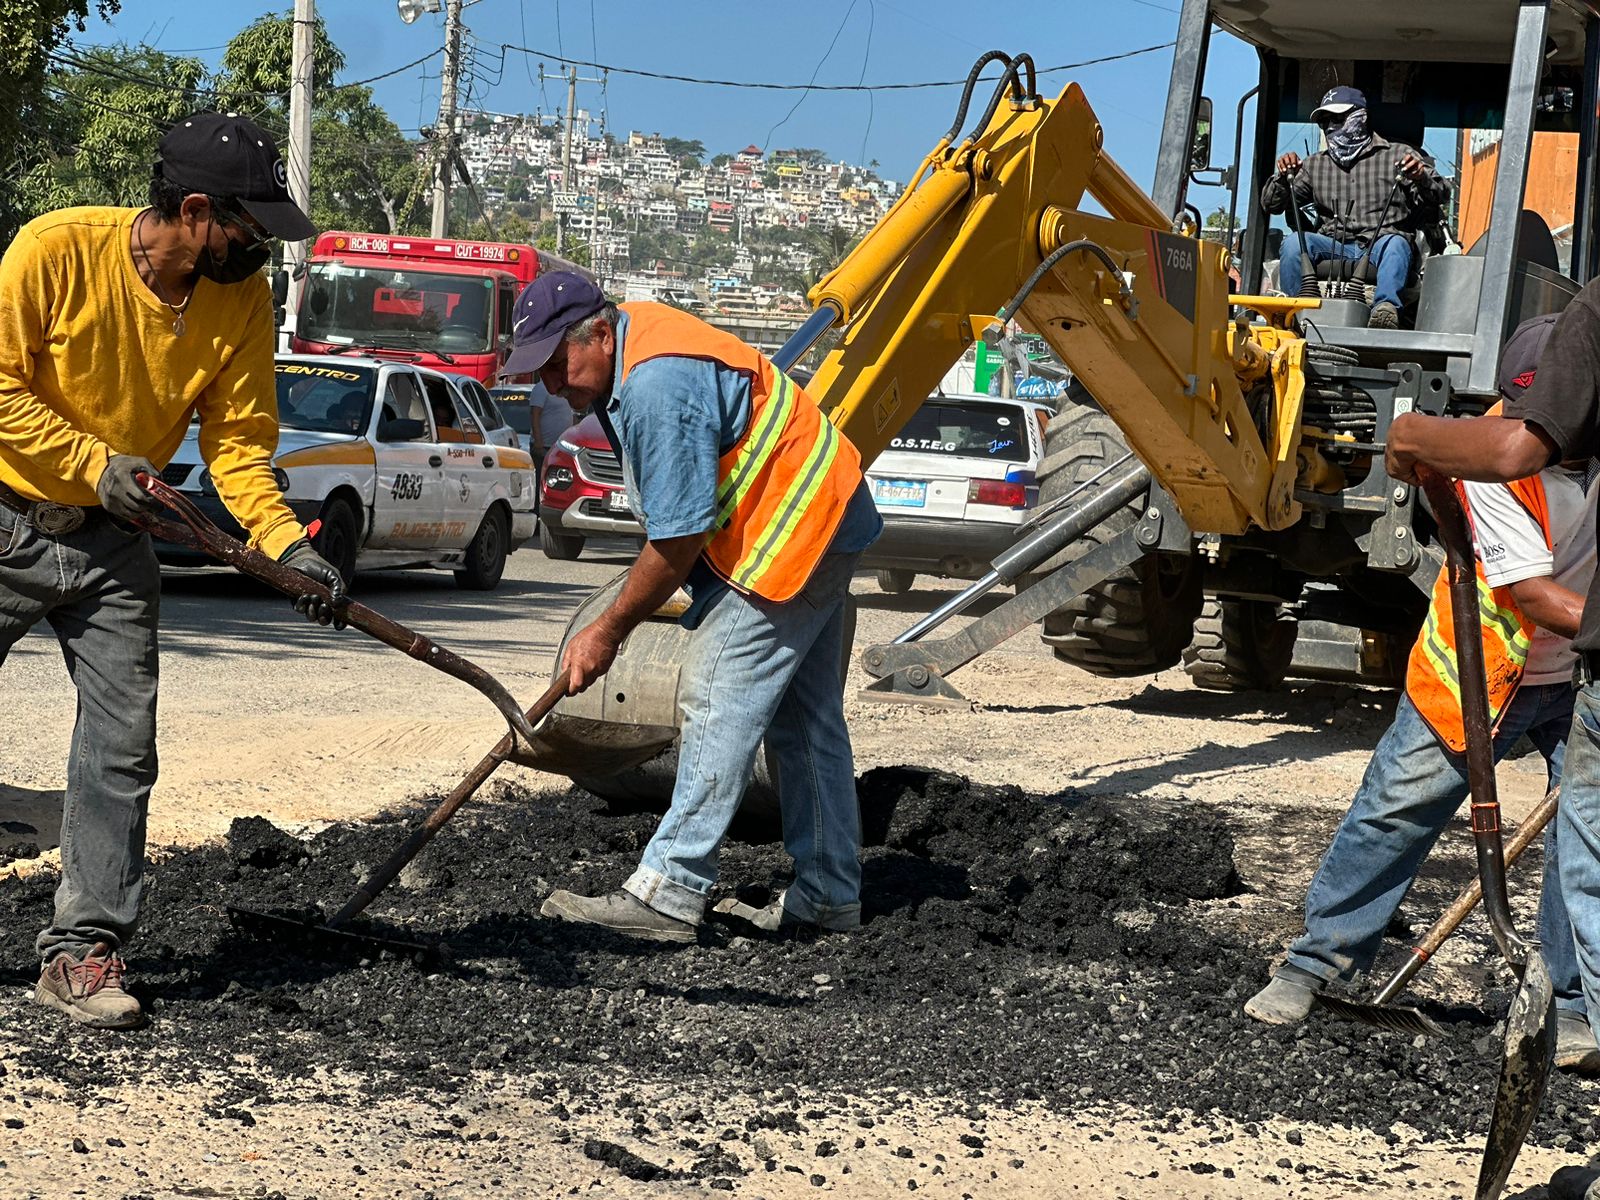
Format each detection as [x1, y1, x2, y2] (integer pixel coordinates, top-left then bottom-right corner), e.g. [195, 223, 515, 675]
[1324, 108, 1372, 167]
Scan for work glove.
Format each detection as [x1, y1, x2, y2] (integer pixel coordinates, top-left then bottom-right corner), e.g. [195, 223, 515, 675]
[277, 537, 349, 629]
[97, 455, 164, 522]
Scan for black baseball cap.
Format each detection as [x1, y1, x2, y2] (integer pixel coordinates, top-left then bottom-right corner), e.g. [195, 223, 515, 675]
[1498, 312, 1560, 403]
[158, 112, 316, 241]
[1311, 86, 1367, 121]
[504, 271, 608, 376]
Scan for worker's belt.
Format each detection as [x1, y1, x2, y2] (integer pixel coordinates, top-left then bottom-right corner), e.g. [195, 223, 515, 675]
[1574, 651, 1600, 690]
[0, 479, 88, 536]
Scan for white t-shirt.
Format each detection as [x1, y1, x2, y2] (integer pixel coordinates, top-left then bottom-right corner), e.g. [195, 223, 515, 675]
[1464, 463, 1599, 686]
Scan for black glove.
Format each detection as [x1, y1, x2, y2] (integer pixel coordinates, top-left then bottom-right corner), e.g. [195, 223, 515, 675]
[278, 537, 349, 629]
[96, 455, 164, 522]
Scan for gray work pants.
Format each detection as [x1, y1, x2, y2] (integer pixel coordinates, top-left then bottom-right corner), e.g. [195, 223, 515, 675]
[0, 503, 160, 963]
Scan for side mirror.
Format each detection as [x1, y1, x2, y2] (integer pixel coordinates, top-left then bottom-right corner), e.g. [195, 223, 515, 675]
[1190, 97, 1214, 172]
[377, 418, 426, 442]
[271, 268, 290, 308]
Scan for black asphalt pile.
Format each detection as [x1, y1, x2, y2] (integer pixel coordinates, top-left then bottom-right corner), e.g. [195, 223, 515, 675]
[1, 765, 1595, 1155]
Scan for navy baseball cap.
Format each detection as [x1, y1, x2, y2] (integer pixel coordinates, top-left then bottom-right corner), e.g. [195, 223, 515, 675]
[1498, 313, 1559, 403]
[504, 271, 608, 376]
[158, 112, 316, 241]
[1311, 86, 1367, 121]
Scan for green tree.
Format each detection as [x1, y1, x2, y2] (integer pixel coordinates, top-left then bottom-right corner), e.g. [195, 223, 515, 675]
[0, 0, 121, 241]
[214, 11, 345, 113]
[661, 136, 704, 164]
[710, 152, 731, 169]
[11, 45, 207, 219]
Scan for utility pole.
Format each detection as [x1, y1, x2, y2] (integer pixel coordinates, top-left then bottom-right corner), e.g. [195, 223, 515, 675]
[431, 0, 464, 237]
[284, 0, 315, 338]
[558, 65, 577, 252]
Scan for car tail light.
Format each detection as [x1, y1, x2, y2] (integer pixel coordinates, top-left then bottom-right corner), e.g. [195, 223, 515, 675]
[968, 479, 1028, 508]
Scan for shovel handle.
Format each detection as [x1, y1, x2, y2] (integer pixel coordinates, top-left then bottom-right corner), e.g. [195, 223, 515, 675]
[327, 672, 571, 928]
[1416, 466, 1527, 972]
[135, 474, 538, 748]
[1373, 786, 1560, 1005]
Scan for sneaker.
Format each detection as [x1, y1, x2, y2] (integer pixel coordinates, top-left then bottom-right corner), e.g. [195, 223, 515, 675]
[1368, 301, 1400, 329]
[540, 888, 697, 943]
[1243, 972, 1320, 1025]
[1555, 1010, 1600, 1074]
[713, 890, 861, 936]
[34, 943, 143, 1029]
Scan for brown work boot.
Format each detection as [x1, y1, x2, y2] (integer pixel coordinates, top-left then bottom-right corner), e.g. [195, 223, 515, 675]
[34, 943, 144, 1029]
[540, 888, 697, 943]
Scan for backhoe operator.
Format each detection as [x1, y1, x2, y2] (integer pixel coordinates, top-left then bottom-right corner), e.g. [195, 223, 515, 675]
[1249, 315, 1600, 1073]
[504, 272, 881, 943]
[1260, 86, 1448, 329]
[0, 112, 345, 1032]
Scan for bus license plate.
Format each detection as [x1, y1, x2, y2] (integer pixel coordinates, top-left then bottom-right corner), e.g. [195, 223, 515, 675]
[875, 479, 927, 508]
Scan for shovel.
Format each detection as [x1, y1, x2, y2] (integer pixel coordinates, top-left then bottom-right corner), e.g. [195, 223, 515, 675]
[1415, 466, 1555, 1200]
[135, 474, 538, 750]
[1315, 785, 1559, 1037]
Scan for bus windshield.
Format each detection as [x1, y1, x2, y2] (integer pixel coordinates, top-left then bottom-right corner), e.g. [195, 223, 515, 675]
[299, 264, 496, 355]
[275, 363, 376, 435]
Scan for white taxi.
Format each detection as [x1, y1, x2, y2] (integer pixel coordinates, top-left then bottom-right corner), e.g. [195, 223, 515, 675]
[153, 355, 538, 589]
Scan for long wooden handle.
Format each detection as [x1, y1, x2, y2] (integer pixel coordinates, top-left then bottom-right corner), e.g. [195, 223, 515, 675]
[1373, 786, 1560, 1005]
[327, 673, 571, 928]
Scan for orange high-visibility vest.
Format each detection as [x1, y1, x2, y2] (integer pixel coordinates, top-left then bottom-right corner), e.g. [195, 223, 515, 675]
[616, 301, 862, 602]
[1405, 470, 1552, 753]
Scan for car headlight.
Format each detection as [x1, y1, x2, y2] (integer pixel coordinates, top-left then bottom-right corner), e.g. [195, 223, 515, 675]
[272, 467, 292, 494]
[556, 437, 582, 454]
[544, 466, 574, 490]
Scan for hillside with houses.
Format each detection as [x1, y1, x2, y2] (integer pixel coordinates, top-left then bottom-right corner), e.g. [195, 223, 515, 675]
[456, 109, 898, 318]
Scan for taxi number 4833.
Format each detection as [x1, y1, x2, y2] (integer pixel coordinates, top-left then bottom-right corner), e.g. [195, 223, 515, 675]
[391, 472, 425, 501]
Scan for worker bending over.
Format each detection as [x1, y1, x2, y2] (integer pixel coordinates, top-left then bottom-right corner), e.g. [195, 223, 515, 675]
[503, 273, 881, 942]
[1261, 86, 1447, 329]
[1248, 315, 1600, 1073]
[0, 113, 345, 1029]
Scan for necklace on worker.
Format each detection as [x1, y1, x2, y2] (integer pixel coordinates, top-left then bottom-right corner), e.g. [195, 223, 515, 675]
[133, 210, 194, 337]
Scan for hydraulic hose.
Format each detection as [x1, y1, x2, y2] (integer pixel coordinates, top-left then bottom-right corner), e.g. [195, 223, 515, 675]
[942, 51, 1015, 144]
[959, 52, 1040, 152]
[990, 239, 1135, 330]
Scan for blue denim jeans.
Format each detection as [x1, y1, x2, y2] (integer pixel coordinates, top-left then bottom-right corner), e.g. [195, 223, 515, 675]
[1285, 684, 1582, 1012]
[624, 551, 863, 925]
[0, 504, 161, 963]
[1556, 686, 1600, 1023]
[1277, 231, 1413, 308]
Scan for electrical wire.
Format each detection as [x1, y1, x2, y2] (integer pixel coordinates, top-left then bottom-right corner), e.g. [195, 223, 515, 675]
[857, 0, 876, 166]
[763, 0, 859, 152]
[498, 40, 1175, 92]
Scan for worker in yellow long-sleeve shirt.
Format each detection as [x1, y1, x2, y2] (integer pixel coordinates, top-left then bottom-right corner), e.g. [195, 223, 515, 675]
[0, 112, 345, 1031]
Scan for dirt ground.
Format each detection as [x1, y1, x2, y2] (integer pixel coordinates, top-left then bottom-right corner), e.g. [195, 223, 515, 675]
[0, 545, 1587, 1198]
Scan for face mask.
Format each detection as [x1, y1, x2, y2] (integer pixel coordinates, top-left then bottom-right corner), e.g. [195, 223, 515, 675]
[1324, 109, 1372, 167]
[196, 217, 272, 285]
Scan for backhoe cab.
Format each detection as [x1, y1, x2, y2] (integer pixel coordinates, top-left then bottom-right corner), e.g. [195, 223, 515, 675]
[850, 0, 1600, 702]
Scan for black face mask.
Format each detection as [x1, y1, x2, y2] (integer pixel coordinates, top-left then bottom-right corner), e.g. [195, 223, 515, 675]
[196, 217, 272, 285]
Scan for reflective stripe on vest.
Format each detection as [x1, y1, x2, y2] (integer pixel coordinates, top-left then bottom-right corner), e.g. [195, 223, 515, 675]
[615, 301, 862, 602]
[1405, 471, 1550, 753]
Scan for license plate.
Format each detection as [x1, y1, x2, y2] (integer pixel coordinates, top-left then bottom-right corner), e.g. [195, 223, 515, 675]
[606, 490, 632, 514]
[874, 478, 927, 508]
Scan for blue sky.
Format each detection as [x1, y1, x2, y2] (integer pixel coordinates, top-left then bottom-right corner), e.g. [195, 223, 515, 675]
[83, 0, 1261, 205]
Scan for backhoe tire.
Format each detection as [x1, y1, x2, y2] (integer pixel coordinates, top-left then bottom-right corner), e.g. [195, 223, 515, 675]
[1036, 401, 1203, 676]
[1181, 597, 1298, 691]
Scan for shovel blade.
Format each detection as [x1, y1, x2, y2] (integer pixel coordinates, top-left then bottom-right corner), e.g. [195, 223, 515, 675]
[1475, 950, 1556, 1200]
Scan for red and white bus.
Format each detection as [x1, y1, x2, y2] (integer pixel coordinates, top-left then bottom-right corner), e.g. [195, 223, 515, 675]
[289, 232, 587, 384]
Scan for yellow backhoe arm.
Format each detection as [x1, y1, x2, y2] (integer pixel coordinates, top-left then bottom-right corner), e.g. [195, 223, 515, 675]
[804, 77, 1309, 536]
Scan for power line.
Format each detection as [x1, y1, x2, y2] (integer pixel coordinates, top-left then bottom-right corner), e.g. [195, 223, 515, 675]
[763, 0, 859, 152]
[856, 0, 876, 166]
[497, 41, 1175, 91]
